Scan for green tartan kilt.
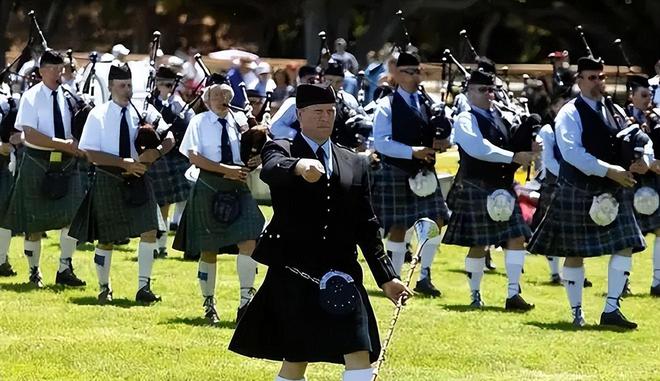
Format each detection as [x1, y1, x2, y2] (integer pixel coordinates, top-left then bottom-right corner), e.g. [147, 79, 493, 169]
[0, 155, 13, 214]
[1, 148, 84, 234]
[175, 170, 265, 254]
[68, 167, 159, 244]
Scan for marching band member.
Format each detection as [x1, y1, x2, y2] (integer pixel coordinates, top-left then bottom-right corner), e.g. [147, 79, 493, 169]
[68, 63, 173, 304]
[2, 50, 86, 288]
[176, 80, 265, 324]
[371, 52, 451, 296]
[528, 57, 649, 328]
[443, 69, 539, 310]
[229, 83, 408, 381]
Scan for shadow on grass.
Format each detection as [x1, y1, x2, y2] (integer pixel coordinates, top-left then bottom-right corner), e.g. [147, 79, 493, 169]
[165, 316, 237, 329]
[441, 304, 507, 313]
[0, 282, 76, 293]
[445, 268, 507, 278]
[526, 321, 634, 333]
[69, 296, 144, 309]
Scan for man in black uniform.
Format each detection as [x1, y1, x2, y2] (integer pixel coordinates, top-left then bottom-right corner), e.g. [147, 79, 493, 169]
[229, 83, 410, 381]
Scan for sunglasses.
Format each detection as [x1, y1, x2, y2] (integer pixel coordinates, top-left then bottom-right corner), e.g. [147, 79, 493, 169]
[399, 68, 421, 75]
[476, 86, 496, 94]
[580, 73, 607, 81]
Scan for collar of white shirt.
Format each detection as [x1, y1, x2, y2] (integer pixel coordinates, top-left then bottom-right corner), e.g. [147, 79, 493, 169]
[579, 93, 604, 112]
[40, 82, 60, 98]
[396, 86, 419, 108]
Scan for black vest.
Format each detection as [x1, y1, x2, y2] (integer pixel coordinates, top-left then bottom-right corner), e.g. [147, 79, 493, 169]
[382, 91, 434, 174]
[457, 109, 518, 187]
[559, 95, 622, 188]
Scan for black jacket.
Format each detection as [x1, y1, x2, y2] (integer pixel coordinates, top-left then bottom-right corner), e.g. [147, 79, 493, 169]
[253, 134, 397, 286]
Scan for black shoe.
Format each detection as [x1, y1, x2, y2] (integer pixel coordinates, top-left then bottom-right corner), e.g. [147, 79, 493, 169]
[154, 248, 168, 259]
[98, 285, 113, 305]
[236, 303, 250, 322]
[203, 297, 220, 325]
[600, 309, 637, 329]
[505, 294, 535, 311]
[55, 267, 86, 287]
[572, 306, 586, 328]
[583, 278, 593, 288]
[136, 280, 162, 304]
[485, 251, 496, 271]
[28, 267, 44, 289]
[169, 222, 178, 232]
[470, 291, 484, 308]
[550, 273, 562, 285]
[621, 278, 632, 298]
[413, 271, 441, 297]
[651, 284, 660, 297]
[0, 261, 17, 277]
[404, 243, 413, 263]
[115, 238, 130, 246]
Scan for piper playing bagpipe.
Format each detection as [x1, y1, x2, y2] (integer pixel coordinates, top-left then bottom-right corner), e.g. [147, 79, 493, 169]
[68, 63, 175, 305]
[528, 56, 651, 329]
[371, 51, 452, 297]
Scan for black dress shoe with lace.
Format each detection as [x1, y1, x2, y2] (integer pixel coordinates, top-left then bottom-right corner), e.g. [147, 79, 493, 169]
[583, 278, 593, 288]
[549, 273, 562, 285]
[98, 285, 113, 305]
[55, 267, 86, 287]
[505, 294, 535, 311]
[203, 296, 220, 325]
[136, 280, 162, 304]
[470, 291, 484, 308]
[485, 251, 496, 271]
[600, 309, 637, 330]
[413, 271, 441, 297]
[0, 261, 17, 277]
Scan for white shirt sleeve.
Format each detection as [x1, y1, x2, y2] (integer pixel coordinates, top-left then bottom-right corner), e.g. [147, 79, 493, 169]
[554, 105, 610, 177]
[269, 97, 298, 139]
[14, 91, 37, 131]
[453, 112, 514, 163]
[538, 124, 559, 177]
[78, 109, 102, 152]
[179, 115, 200, 158]
[372, 97, 413, 159]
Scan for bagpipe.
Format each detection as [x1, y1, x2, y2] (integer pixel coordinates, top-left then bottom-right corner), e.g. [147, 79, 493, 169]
[132, 31, 163, 154]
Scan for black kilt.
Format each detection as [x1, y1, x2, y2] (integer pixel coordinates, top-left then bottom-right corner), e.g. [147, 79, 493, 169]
[68, 167, 159, 244]
[531, 173, 558, 231]
[2, 148, 84, 234]
[0, 155, 13, 214]
[633, 174, 660, 235]
[148, 151, 192, 207]
[229, 267, 381, 364]
[368, 163, 449, 232]
[443, 179, 531, 248]
[528, 180, 646, 257]
[172, 170, 264, 254]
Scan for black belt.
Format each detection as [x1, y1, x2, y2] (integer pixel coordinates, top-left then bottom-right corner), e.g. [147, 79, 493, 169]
[25, 147, 74, 162]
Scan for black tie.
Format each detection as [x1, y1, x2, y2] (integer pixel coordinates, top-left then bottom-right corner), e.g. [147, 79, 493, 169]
[316, 146, 327, 173]
[219, 118, 233, 164]
[119, 107, 131, 158]
[52, 90, 65, 139]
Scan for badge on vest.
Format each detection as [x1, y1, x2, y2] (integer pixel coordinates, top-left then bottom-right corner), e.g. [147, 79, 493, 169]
[589, 193, 619, 226]
[408, 170, 438, 197]
[634, 186, 659, 215]
[486, 189, 515, 222]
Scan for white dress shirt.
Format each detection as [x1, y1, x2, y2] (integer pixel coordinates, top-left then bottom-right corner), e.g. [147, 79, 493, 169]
[555, 94, 653, 178]
[15, 83, 73, 150]
[79, 100, 164, 160]
[537, 123, 559, 178]
[453, 105, 514, 164]
[372, 86, 427, 159]
[179, 110, 244, 165]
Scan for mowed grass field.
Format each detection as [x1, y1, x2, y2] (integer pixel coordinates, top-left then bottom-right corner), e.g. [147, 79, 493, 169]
[1, 152, 660, 380]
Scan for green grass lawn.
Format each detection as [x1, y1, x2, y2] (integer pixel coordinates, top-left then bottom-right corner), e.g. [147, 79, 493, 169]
[1, 205, 660, 380]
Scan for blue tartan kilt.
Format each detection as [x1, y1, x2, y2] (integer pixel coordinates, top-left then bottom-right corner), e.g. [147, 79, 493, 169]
[633, 174, 660, 235]
[368, 163, 449, 232]
[528, 180, 646, 257]
[442, 178, 531, 248]
[531, 173, 558, 231]
[148, 151, 192, 206]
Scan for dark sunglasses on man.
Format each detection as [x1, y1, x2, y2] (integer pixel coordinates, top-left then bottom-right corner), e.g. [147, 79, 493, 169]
[399, 68, 421, 76]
